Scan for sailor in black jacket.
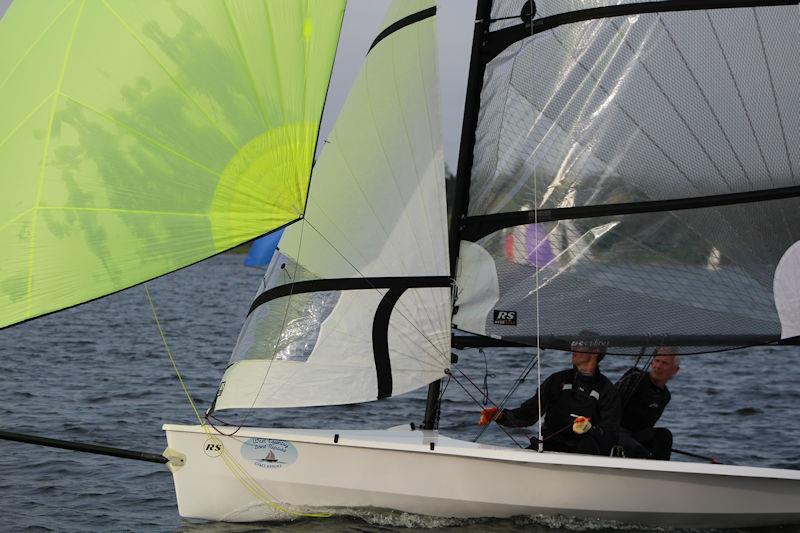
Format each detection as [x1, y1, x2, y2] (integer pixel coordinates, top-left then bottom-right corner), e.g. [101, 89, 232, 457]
[615, 348, 680, 460]
[481, 340, 621, 456]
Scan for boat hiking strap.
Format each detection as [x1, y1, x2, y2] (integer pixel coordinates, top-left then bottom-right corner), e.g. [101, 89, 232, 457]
[144, 285, 331, 519]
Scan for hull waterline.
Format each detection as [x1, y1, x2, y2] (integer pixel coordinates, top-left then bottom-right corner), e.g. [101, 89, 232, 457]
[163, 424, 800, 527]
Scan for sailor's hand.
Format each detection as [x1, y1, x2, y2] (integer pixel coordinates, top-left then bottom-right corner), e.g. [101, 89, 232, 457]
[479, 407, 499, 426]
[572, 416, 592, 434]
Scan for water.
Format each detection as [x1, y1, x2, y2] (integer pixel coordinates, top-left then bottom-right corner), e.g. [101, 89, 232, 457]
[2, 254, 799, 532]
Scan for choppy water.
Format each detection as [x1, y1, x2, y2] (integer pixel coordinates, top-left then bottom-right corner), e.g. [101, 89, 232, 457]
[2, 254, 799, 532]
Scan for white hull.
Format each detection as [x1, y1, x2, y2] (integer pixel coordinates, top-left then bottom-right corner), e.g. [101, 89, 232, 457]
[163, 424, 800, 528]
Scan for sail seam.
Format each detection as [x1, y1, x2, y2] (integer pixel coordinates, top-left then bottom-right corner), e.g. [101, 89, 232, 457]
[27, 0, 85, 319]
[222, 1, 270, 130]
[60, 94, 222, 178]
[100, 0, 239, 150]
[247, 276, 451, 317]
[368, 6, 436, 53]
[0, 91, 54, 152]
[461, 185, 800, 241]
[0, 1, 76, 92]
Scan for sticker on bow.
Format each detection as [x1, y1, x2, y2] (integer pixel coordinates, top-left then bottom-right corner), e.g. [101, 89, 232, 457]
[241, 438, 298, 469]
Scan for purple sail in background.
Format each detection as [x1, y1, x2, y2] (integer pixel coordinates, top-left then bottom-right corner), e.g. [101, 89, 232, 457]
[526, 224, 555, 267]
[504, 224, 554, 268]
[244, 229, 284, 268]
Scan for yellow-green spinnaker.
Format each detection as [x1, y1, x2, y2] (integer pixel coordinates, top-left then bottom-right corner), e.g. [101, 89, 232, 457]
[0, 0, 345, 328]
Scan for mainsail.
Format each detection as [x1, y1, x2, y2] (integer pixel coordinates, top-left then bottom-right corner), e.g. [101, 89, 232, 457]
[0, 0, 345, 328]
[452, 0, 800, 353]
[214, 0, 451, 409]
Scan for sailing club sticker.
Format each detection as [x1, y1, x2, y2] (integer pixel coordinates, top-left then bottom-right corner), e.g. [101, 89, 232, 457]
[493, 310, 517, 325]
[241, 438, 298, 469]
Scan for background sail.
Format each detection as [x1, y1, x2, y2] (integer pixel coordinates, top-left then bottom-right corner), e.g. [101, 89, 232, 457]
[0, 0, 345, 328]
[215, 0, 451, 409]
[454, 1, 800, 352]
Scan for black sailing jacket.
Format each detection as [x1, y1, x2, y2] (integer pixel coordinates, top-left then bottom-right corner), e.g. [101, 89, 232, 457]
[498, 367, 621, 443]
[616, 367, 671, 433]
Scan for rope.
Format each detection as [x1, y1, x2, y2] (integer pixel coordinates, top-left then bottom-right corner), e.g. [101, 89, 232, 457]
[474, 352, 539, 443]
[144, 284, 330, 519]
[478, 348, 495, 405]
[445, 369, 529, 449]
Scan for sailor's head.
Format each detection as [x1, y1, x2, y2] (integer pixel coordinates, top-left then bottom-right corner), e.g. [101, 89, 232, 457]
[650, 346, 680, 386]
[571, 331, 607, 367]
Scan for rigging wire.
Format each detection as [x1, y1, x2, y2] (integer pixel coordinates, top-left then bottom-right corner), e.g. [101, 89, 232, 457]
[144, 283, 330, 519]
[473, 351, 540, 443]
[444, 369, 529, 449]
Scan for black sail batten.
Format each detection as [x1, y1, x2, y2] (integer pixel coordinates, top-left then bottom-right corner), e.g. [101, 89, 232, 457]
[373, 288, 408, 399]
[483, 0, 800, 62]
[422, 0, 494, 430]
[454, 333, 800, 352]
[461, 185, 800, 242]
[247, 276, 451, 316]
[369, 6, 437, 52]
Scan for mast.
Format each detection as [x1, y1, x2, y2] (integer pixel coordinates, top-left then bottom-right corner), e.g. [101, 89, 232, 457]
[422, 0, 493, 430]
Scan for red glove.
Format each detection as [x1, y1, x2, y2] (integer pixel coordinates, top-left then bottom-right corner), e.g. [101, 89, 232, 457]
[479, 407, 499, 426]
[572, 416, 592, 434]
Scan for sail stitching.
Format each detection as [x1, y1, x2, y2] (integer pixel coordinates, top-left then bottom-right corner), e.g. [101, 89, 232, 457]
[0, 1, 76, 92]
[0, 92, 54, 152]
[261, 0, 287, 128]
[753, 9, 796, 179]
[360, 30, 440, 307]
[650, 17, 751, 188]
[0, 209, 33, 235]
[60, 94, 222, 178]
[100, 0, 239, 150]
[385, 18, 442, 332]
[412, 12, 451, 336]
[706, 12, 776, 185]
[605, 17, 734, 190]
[27, 0, 85, 319]
[222, 1, 270, 130]
[36, 206, 208, 217]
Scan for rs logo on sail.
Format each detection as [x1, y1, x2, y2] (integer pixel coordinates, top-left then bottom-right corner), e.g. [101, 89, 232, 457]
[494, 310, 517, 325]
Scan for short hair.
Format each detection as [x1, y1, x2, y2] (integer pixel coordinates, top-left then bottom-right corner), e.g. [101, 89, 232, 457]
[655, 346, 680, 367]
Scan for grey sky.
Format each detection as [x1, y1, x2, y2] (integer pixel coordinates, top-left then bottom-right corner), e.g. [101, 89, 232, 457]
[0, 0, 474, 167]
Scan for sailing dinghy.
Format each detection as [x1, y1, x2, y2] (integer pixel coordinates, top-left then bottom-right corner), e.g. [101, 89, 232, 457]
[3, 0, 800, 528]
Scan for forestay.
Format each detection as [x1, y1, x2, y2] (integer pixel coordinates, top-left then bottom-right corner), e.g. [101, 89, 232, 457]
[214, 0, 451, 409]
[453, 0, 800, 353]
[0, 0, 344, 328]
